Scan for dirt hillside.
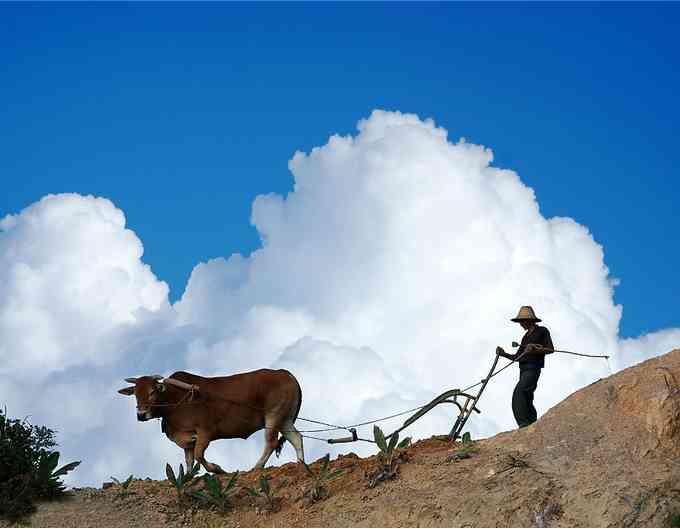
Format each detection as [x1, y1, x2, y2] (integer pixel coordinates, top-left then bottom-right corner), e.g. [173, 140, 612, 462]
[9, 349, 680, 527]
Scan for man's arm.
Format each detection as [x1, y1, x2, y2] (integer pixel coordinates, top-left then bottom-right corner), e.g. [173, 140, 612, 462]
[543, 327, 554, 351]
[496, 346, 516, 361]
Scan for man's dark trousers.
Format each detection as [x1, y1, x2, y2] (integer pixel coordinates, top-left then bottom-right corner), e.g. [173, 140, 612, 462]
[512, 367, 541, 427]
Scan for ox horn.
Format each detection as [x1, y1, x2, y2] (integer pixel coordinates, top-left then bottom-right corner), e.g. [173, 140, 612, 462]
[124, 377, 138, 383]
[150, 374, 163, 380]
[163, 378, 199, 392]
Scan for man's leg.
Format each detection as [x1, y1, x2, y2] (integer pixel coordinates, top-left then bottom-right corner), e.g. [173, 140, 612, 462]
[524, 368, 541, 425]
[512, 368, 541, 428]
[512, 376, 528, 427]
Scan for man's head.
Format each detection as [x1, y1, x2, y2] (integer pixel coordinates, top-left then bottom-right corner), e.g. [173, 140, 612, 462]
[511, 305, 541, 330]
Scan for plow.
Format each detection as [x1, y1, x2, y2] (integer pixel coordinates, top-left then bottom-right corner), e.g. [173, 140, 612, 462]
[326, 349, 501, 445]
[316, 344, 610, 446]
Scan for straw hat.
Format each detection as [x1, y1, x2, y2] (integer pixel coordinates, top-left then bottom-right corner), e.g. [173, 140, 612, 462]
[511, 305, 542, 322]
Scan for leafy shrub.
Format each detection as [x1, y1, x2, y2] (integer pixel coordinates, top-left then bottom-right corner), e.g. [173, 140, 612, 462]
[303, 454, 344, 502]
[193, 472, 239, 513]
[0, 474, 34, 520]
[0, 408, 80, 521]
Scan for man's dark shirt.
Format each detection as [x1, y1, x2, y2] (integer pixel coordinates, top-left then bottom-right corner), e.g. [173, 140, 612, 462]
[516, 325, 553, 369]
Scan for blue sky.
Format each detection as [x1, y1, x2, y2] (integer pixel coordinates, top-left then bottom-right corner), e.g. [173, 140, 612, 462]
[2, 2, 678, 339]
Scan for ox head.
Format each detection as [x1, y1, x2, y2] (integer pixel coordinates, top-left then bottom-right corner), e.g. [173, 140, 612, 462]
[118, 375, 166, 421]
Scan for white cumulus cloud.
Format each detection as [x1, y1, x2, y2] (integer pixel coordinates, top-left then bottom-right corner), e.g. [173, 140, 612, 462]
[176, 110, 623, 425]
[0, 194, 169, 377]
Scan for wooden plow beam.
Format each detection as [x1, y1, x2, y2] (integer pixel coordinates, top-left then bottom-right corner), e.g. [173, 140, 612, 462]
[327, 350, 502, 445]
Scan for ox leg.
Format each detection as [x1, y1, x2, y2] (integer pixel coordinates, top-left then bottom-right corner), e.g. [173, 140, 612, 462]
[184, 447, 195, 471]
[169, 431, 196, 472]
[281, 423, 305, 463]
[253, 427, 278, 470]
[194, 433, 226, 475]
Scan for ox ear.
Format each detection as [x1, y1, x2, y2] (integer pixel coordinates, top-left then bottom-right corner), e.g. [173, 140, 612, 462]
[118, 386, 135, 396]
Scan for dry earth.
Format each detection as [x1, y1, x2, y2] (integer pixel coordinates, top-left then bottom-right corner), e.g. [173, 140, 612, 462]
[6, 349, 680, 527]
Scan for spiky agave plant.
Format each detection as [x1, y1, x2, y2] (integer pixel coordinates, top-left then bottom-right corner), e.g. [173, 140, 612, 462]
[110, 474, 135, 496]
[303, 454, 344, 502]
[368, 426, 411, 488]
[447, 431, 476, 462]
[193, 472, 239, 513]
[245, 473, 282, 512]
[374, 426, 411, 466]
[166, 462, 201, 506]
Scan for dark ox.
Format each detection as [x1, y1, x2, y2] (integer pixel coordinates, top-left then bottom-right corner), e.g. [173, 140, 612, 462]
[118, 369, 304, 473]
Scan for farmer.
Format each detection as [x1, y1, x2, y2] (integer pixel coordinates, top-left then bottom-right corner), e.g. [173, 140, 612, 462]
[497, 306, 553, 428]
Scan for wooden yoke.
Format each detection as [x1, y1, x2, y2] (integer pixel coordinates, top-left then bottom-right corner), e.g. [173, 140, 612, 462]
[163, 377, 200, 392]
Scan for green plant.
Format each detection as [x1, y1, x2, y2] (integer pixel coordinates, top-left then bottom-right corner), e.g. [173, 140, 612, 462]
[34, 451, 80, 498]
[110, 474, 135, 496]
[1, 408, 55, 480]
[0, 408, 80, 521]
[165, 462, 201, 505]
[245, 473, 281, 512]
[303, 454, 344, 502]
[374, 426, 411, 466]
[446, 431, 476, 462]
[0, 474, 34, 521]
[193, 472, 239, 513]
[366, 426, 411, 488]
[669, 512, 680, 528]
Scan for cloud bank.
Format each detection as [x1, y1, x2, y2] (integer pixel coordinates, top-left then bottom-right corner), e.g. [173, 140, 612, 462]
[1, 110, 678, 487]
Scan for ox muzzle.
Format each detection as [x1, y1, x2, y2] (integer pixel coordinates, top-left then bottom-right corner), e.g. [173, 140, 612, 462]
[137, 408, 153, 421]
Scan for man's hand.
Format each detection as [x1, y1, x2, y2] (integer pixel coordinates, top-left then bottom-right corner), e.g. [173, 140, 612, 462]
[524, 344, 548, 355]
[496, 346, 515, 361]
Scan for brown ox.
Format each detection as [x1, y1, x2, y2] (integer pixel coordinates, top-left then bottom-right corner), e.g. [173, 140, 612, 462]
[117, 369, 304, 473]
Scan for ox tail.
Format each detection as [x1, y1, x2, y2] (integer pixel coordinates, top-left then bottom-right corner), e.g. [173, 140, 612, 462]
[275, 434, 287, 457]
[275, 373, 302, 457]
